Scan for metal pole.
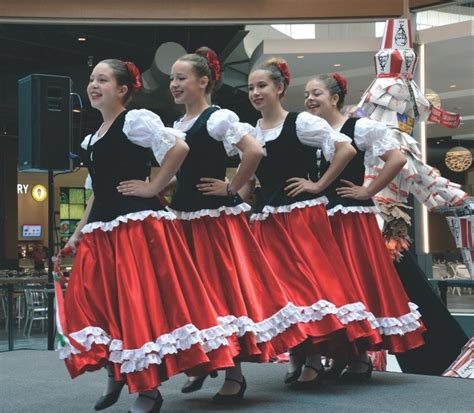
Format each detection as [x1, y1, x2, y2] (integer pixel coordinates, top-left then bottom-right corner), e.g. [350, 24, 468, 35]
[47, 170, 55, 350]
[7, 284, 14, 351]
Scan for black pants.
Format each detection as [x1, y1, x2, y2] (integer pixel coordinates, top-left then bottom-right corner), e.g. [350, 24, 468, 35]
[394, 250, 468, 375]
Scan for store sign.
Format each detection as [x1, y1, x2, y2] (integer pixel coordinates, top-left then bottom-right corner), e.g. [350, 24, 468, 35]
[17, 184, 29, 194]
[31, 184, 48, 202]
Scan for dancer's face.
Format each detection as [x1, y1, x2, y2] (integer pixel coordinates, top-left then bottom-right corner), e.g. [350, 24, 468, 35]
[170, 60, 208, 105]
[87, 63, 127, 110]
[248, 70, 284, 112]
[304, 79, 338, 119]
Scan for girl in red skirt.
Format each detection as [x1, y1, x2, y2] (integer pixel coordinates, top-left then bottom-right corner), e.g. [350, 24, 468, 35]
[300, 72, 425, 380]
[211, 58, 382, 388]
[60, 59, 245, 413]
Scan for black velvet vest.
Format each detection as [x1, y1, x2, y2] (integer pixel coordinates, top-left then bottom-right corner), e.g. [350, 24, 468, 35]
[253, 112, 317, 213]
[170, 107, 242, 212]
[84, 110, 163, 223]
[312, 117, 375, 211]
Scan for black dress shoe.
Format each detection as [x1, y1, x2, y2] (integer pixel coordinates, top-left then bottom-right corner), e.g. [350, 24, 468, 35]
[212, 377, 247, 404]
[324, 360, 347, 380]
[284, 364, 303, 385]
[284, 349, 304, 384]
[94, 379, 126, 411]
[289, 365, 324, 390]
[128, 392, 163, 413]
[338, 359, 373, 384]
[181, 371, 218, 393]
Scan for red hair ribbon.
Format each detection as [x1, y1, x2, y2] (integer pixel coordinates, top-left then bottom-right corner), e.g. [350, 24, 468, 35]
[332, 72, 348, 96]
[204, 51, 221, 81]
[124, 61, 142, 91]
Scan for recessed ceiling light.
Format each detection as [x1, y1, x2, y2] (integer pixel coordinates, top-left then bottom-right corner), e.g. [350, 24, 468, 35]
[78, 37, 87, 42]
[73, 109, 81, 113]
[297, 55, 305, 59]
[449, 84, 456, 88]
[333, 63, 341, 67]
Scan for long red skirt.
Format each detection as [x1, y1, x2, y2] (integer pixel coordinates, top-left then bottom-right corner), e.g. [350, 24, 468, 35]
[251, 201, 382, 354]
[174, 208, 366, 359]
[61, 212, 242, 393]
[329, 211, 425, 353]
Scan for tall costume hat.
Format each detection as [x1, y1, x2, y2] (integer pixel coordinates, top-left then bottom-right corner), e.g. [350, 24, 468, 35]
[359, 18, 466, 212]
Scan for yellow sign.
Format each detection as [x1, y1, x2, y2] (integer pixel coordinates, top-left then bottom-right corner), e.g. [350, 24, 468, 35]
[31, 184, 48, 202]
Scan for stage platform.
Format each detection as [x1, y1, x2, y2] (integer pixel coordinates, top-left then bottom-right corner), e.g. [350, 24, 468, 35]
[0, 350, 472, 412]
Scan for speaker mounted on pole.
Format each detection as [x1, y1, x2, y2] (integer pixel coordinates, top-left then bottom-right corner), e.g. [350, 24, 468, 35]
[18, 74, 72, 172]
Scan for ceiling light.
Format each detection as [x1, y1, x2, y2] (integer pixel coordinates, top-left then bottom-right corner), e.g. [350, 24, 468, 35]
[73, 109, 81, 113]
[449, 84, 456, 88]
[333, 63, 341, 67]
[78, 37, 86, 42]
[297, 55, 305, 59]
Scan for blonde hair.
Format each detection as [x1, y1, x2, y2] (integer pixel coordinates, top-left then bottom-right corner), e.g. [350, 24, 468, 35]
[251, 57, 291, 98]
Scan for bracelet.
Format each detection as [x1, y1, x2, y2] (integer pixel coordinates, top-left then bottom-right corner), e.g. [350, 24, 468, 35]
[226, 183, 235, 196]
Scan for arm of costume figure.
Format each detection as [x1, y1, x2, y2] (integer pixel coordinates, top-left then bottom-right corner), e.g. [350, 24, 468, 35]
[64, 193, 94, 253]
[117, 139, 189, 197]
[197, 133, 264, 196]
[286, 143, 356, 197]
[337, 149, 406, 200]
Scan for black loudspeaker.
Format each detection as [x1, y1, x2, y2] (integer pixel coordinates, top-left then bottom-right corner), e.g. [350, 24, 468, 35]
[18, 74, 72, 171]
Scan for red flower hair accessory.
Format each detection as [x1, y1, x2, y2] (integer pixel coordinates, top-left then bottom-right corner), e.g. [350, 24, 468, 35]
[124, 61, 142, 91]
[277, 62, 291, 85]
[204, 51, 221, 81]
[332, 72, 348, 96]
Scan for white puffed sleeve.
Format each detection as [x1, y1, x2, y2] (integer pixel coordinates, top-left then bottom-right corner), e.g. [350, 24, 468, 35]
[295, 112, 351, 162]
[123, 109, 186, 164]
[84, 174, 92, 190]
[207, 109, 253, 156]
[80, 134, 93, 150]
[354, 118, 401, 167]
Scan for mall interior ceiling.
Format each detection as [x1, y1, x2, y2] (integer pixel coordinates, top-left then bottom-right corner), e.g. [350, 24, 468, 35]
[0, 23, 258, 156]
[0, 19, 472, 174]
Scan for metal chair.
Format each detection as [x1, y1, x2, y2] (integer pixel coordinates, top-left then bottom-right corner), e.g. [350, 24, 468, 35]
[432, 264, 448, 280]
[23, 287, 48, 336]
[453, 265, 473, 295]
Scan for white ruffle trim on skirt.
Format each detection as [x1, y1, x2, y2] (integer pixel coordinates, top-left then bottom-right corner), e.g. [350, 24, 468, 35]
[58, 300, 423, 373]
[327, 205, 380, 216]
[168, 203, 251, 221]
[81, 210, 176, 234]
[375, 302, 423, 336]
[250, 197, 328, 222]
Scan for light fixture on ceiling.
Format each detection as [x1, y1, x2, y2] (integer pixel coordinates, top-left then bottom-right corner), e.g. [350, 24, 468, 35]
[333, 63, 341, 67]
[73, 109, 81, 113]
[297, 55, 305, 59]
[445, 146, 473, 172]
[449, 84, 457, 88]
[78, 37, 87, 42]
